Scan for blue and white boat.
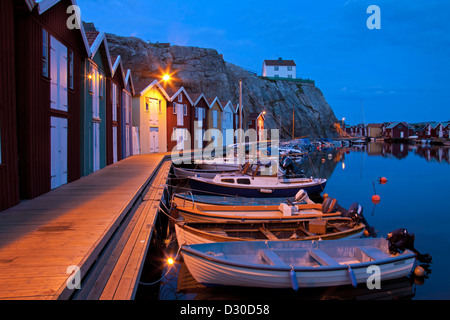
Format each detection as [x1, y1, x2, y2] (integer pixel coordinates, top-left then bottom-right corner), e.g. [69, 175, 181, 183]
[180, 238, 416, 289]
[188, 173, 327, 198]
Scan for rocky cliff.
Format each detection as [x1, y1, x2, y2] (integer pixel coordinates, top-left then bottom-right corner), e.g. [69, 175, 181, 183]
[106, 33, 339, 139]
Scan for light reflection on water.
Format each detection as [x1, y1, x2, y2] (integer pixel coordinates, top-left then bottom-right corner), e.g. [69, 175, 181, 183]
[138, 143, 450, 300]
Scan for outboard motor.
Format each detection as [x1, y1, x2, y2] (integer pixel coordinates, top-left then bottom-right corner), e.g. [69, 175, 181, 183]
[280, 156, 304, 178]
[387, 229, 432, 263]
[294, 189, 314, 204]
[344, 203, 377, 237]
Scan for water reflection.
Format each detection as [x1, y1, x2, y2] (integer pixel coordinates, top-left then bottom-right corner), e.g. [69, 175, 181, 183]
[297, 142, 449, 180]
[348, 142, 450, 164]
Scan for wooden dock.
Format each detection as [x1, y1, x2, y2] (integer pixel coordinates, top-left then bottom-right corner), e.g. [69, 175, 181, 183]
[0, 154, 172, 300]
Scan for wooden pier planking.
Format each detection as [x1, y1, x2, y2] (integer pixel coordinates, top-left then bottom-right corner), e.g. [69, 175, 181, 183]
[0, 154, 172, 300]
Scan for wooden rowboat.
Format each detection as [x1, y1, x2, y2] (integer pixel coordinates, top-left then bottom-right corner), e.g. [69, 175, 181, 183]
[173, 201, 342, 223]
[180, 238, 416, 289]
[174, 218, 366, 245]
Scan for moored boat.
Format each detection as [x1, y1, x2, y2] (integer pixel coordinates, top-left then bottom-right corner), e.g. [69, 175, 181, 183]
[188, 173, 327, 198]
[174, 217, 366, 245]
[172, 195, 343, 223]
[180, 238, 417, 289]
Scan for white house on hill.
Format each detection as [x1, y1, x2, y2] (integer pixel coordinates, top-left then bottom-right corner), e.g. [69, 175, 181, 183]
[262, 58, 297, 79]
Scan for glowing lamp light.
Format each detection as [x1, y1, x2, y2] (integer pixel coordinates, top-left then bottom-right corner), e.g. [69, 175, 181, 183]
[88, 74, 92, 79]
[162, 74, 171, 82]
[167, 258, 174, 266]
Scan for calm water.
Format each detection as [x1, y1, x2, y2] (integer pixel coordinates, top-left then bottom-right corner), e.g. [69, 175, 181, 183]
[137, 142, 450, 300]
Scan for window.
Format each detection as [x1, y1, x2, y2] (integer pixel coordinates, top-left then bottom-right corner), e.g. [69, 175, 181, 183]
[237, 178, 251, 185]
[68, 51, 74, 89]
[287, 75, 292, 79]
[42, 29, 49, 77]
[99, 74, 104, 99]
[183, 104, 187, 116]
[173, 102, 177, 114]
[213, 110, 218, 127]
[178, 94, 183, 103]
[88, 66, 93, 93]
[287, 66, 293, 71]
[145, 102, 149, 112]
[274, 75, 279, 78]
[274, 66, 279, 71]
[159, 100, 162, 113]
[221, 179, 235, 184]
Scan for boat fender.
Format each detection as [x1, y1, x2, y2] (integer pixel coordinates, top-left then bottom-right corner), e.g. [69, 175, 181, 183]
[347, 266, 358, 288]
[322, 197, 337, 213]
[289, 266, 299, 291]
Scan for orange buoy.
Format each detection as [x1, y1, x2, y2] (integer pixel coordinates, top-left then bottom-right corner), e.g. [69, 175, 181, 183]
[323, 193, 329, 199]
[414, 266, 426, 277]
[379, 177, 388, 185]
[372, 195, 381, 205]
[363, 229, 371, 237]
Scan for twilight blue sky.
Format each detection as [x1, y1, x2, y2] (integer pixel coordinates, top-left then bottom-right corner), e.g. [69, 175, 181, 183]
[77, 0, 450, 125]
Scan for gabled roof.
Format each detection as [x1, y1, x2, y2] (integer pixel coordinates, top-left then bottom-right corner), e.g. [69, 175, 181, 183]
[248, 112, 265, 120]
[386, 122, 409, 129]
[234, 103, 245, 114]
[110, 55, 126, 86]
[86, 31, 113, 76]
[264, 59, 296, 67]
[207, 97, 223, 111]
[221, 101, 234, 113]
[28, 0, 91, 57]
[426, 122, 442, 129]
[135, 78, 171, 101]
[124, 69, 135, 95]
[188, 93, 210, 107]
[165, 87, 194, 105]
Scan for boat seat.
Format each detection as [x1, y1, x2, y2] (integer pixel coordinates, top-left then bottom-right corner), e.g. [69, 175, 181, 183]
[358, 247, 391, 261]
[259, 249, 287, 266]
[308, 249, 340, 266]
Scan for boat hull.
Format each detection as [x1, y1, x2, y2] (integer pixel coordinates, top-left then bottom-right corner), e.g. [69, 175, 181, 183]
[181, 239, 416, 289]
[175, 220, 366, 245]
[189, 177, 327, 198]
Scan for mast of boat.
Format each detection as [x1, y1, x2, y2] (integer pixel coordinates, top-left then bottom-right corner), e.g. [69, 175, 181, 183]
[238, 79, 244, 164]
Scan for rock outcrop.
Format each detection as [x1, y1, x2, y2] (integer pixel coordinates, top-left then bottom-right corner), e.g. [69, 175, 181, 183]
[106, 33, 339, 139]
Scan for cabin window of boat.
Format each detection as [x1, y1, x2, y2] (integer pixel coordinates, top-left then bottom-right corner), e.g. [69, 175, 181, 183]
[237, 178, 251, 185]
[221, 179, 235, 184]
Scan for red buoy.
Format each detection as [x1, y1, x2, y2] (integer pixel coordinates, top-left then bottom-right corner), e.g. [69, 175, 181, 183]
[380, 177, 388, 185]
[372, 195, 381, 205]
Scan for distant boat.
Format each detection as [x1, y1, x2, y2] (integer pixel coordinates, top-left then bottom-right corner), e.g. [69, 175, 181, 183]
[188, 173, 327, 198]
[180, 238, 416, 289]
[174, 218, 366, 245]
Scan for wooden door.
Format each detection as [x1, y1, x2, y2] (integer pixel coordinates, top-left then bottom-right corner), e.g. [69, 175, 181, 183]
[50, 117, 68, 189]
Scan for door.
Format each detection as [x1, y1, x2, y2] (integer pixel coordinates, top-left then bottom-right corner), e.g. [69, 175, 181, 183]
[51, 117, 68, 189]
[93, 122, 100, 172]
[400, 131, 404, 139]
[150, 127, 159, 153]
[50, 36, 68, 112]
[113, 126, 118, 163]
